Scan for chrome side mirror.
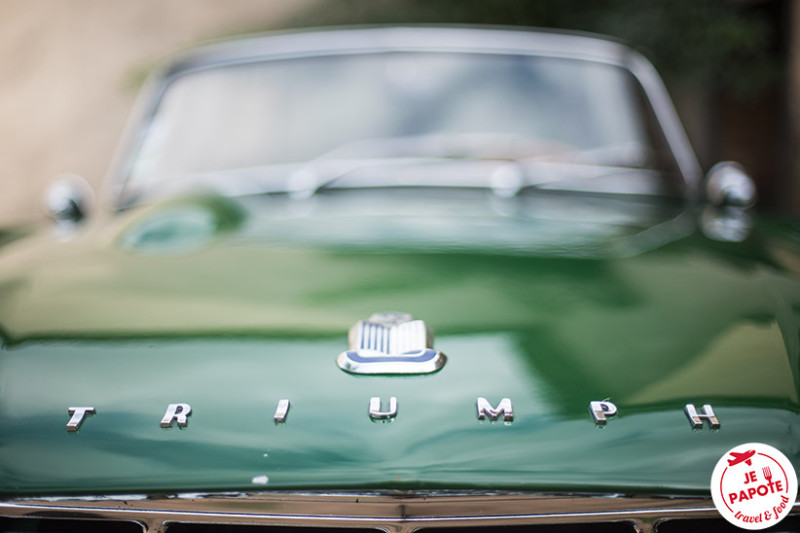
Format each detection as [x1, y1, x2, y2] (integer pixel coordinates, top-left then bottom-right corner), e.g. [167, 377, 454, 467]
[705, 162, 756, 208]
[44, 174, 95, 226]
[701, 206, 752, 243]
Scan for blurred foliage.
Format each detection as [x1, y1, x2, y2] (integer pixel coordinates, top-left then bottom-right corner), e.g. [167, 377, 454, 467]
[280, 0, 783, 101]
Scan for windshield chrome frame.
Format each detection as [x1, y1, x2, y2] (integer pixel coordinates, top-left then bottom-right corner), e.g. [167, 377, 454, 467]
[106, 26, 703, 210]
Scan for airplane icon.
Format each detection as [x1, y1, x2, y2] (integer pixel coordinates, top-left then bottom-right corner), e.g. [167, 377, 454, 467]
[728, 450, 756, 467]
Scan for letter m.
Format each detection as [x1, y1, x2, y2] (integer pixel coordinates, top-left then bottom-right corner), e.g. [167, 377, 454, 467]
[476, 397, 514, 422]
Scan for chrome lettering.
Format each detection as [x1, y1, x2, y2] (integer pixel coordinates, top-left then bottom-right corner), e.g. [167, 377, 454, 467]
[53, 400, 736, 431]
[273, 399, 290, 424]
[476, 397, 513, 422]
[160, 403, 192, 428]
[684, 403, 720, 429]
[369, 396, 397, 420]
[66, 406, 95, 432]
[589, 400, 617, 425]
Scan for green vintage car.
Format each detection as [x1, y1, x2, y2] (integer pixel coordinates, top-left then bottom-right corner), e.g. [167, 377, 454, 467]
[1, 27, 797, 533]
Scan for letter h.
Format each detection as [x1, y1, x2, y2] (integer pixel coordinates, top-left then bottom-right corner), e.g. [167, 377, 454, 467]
[684, 403, 720, 430]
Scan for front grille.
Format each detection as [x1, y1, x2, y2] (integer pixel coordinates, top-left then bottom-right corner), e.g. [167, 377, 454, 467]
[422, 525, 635, 533]
[655, 515, 800, 532]
[1, 517, 143, 533]
[167, 527, 383, 533]
[1, 493, 798, 533]
[166, 526, 634, 533]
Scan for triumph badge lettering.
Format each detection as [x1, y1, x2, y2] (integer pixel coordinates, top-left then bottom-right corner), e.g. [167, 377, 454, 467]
[589, 400, 618, 426]
[685, 403, 721, 430]
[273, 399, 290, 424]
[59, 401, 723, 430]
[476, 397, 514, 422]
[160, 403, 192, 428]
[66, 406, 95, 432]
[336, 312, 446, 375]
[369, 396, 398, 421]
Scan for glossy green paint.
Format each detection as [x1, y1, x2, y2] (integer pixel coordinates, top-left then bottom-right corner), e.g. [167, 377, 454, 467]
[0, 193, 799, 496]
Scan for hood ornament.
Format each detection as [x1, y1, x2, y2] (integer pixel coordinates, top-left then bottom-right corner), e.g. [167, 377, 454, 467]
[336, 312, 446, 375]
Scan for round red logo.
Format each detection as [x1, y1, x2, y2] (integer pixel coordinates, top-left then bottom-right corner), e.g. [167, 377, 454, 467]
[711, 443, 797, 530]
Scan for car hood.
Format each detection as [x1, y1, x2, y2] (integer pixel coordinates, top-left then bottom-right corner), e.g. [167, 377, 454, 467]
[0, 194, 799, 497]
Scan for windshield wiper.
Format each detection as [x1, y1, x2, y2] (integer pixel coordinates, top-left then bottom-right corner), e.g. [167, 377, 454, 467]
[283, 134, 658, 200]
[121, 134, 659, 207]
[283, 132, 574, 199]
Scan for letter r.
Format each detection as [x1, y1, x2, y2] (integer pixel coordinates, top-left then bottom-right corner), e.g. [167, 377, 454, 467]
[161, 403, 192, 428]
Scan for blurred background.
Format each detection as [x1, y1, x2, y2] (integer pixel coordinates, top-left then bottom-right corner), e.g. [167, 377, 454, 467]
[0, 0, 796, 226]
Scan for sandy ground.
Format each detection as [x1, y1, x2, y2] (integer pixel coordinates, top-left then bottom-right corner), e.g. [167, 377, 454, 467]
[0, 0, 315, 226]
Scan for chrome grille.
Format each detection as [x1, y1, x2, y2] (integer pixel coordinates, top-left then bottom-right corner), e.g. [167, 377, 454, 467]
[1, 493, 798, 533]
[167, 527, 383, 533]
[421, 525, 635, 532]
[1, 517, 143, 533]
[655, 515, 800, 531]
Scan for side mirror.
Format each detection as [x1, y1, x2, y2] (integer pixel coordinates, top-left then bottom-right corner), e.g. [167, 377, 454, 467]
[44, 174, 95, 226]
[704, 162, 756, 208]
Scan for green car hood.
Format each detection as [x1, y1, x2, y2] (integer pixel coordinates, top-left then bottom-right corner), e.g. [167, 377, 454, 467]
[0, 194, 799, 497]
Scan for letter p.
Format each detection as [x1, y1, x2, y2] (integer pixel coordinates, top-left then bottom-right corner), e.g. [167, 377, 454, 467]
[589, 400, 618, 425]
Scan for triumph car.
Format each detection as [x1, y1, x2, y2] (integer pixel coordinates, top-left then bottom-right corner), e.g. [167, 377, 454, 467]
[1, 27, 797, 533]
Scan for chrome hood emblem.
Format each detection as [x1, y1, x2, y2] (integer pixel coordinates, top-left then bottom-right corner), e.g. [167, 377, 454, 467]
[336, 312, 446, 375]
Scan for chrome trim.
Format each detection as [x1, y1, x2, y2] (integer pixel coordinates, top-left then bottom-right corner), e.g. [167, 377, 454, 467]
[338, 348, 446, 375]
[705, 161, 757, 207]
[369, 396, 398, 421]
[624, 52, 703, 193]
[589, 400, 618, 426]
[160, 403, 192, 428]
[337, 313, 446, 375]
[66, 406, 95, 432]
[159, 27, 645, 78]
[2, 492, 795, 533]
[684, 403, 720, 430]
[273, 399, 291, 424]
[44, 173, 95, 227]
[476, 397, 514, 422]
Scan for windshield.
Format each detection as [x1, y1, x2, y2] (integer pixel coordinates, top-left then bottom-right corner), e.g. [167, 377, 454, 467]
[126, 51, 678, 200]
